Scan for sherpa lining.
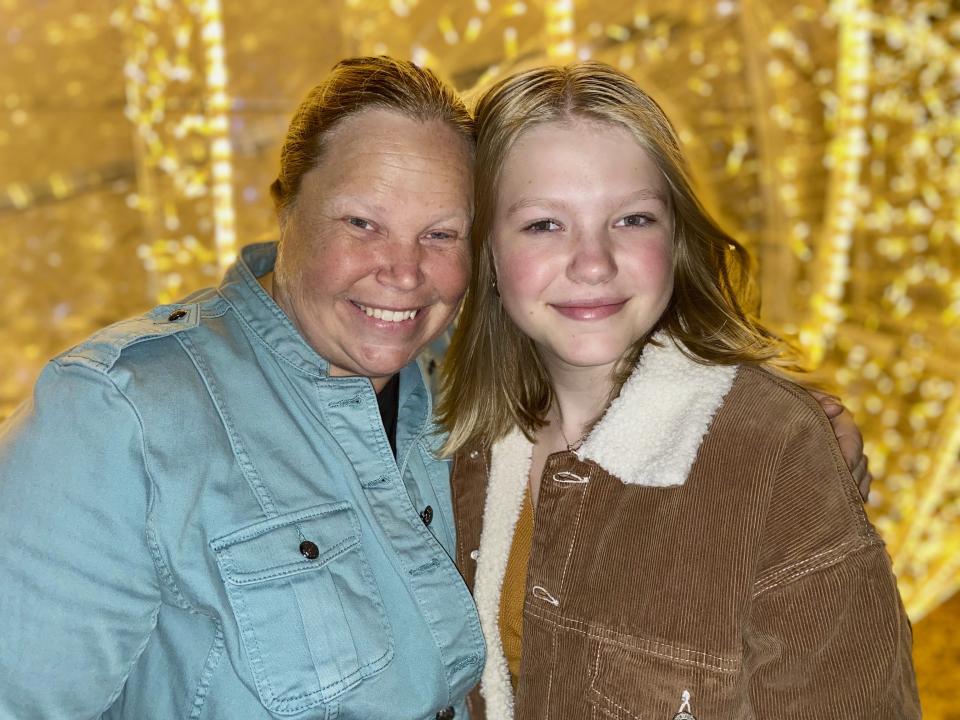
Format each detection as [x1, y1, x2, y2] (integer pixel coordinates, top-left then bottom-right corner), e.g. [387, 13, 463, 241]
[474, 336, 737, 716]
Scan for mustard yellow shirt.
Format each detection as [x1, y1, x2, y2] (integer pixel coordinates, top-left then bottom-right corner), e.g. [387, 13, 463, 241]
[498, 487, 533, 690]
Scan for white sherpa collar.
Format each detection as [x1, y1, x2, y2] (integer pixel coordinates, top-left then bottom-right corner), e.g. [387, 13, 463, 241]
[576, 335, 738, 486]
[474, 336, 738, 716]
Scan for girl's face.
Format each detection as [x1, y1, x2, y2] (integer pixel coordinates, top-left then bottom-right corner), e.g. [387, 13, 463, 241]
[491, 118, 674, 376]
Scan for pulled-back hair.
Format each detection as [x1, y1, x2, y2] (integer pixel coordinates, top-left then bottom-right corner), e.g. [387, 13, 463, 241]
[438, 61, 792, 455]
[270, 56, 474, 215]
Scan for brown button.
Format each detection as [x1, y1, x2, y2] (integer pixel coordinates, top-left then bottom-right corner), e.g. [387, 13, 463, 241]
[420, 505, 433, 526]
[299, 540, 319, 559]
[436, 708, 455, 719]
[167, 309, 187, 321]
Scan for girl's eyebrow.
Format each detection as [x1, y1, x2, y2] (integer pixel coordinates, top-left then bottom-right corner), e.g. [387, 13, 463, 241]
[505, 196, 574, 216]
[506, 187, 667, 216]
[613, 188, 668, 208]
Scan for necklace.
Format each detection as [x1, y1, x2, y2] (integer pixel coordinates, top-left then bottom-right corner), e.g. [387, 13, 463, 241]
[555, 410, 585, 452]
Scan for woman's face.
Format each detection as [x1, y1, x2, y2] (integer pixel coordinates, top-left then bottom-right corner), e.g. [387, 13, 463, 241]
[491, 119, 674, 376]
[277, 108, 473, 384]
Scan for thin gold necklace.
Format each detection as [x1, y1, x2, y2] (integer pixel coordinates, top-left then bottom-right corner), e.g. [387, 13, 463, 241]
[555, 410, 585, 452]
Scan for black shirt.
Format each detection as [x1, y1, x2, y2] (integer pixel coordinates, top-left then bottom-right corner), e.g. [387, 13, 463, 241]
[376, 374, 400, 457]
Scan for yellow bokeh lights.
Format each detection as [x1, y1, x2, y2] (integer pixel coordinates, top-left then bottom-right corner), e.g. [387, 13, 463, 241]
[1, 4, 958, 711]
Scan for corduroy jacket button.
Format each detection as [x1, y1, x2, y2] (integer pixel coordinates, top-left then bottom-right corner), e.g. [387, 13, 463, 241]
[299, 540, 319, 560]
[435, 707, 455, 719]
[420, 505, 433, 526]
[167, 309, 187, 321]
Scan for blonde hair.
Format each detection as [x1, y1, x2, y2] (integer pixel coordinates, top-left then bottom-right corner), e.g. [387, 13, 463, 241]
[437, 61, 793, 455]
[270, 56, 474, 215]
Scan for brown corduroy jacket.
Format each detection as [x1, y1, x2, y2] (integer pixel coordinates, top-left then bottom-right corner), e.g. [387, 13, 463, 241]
[450, 346, 920, 720]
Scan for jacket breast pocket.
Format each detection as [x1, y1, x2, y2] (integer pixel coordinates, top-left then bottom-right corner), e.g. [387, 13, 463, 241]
[588, 637, 740, 720]
[211, 502, 394, 716]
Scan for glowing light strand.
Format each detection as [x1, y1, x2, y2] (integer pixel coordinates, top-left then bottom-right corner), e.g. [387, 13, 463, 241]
[545, 0, 575, 60]
[798, 0, 871, 365]
[199, 0, 237, 269]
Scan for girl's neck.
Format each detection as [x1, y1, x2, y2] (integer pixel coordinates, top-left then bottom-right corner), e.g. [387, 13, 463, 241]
[527, 361, 616, 509]
[544, 361, 616, 450]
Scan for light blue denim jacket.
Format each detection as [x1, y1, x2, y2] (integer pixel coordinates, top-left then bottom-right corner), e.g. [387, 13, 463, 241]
[0, 242, 484, 719]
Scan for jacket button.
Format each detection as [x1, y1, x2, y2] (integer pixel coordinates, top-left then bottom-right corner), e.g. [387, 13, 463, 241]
[299, 540, 319, 559]
[420, 505, 433, 526]
[436, 708, 455, 719]
[167, 309, 187, 321]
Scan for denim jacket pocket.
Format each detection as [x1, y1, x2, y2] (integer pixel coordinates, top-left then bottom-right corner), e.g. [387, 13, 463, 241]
[211, 502, 394, 716]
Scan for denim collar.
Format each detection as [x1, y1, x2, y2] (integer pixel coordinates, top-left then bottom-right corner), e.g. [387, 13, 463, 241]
[217, 242, 431, 420]
[217, 241, 330, 378]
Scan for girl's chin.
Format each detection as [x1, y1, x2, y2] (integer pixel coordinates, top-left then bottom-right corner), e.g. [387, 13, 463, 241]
[544, 347, 632, 373]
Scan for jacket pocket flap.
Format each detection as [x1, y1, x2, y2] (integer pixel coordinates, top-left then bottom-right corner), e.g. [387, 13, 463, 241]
[211, 502, 360, 585]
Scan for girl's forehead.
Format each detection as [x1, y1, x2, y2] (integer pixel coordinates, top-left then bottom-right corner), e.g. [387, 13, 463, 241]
[506, 117, 654, 163]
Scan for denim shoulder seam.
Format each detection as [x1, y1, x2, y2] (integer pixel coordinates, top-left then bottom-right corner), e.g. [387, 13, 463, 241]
[106, 369, 213, 619]
[75, 368, 164, 715]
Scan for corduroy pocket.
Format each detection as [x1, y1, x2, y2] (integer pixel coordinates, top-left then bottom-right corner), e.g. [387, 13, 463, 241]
[588, 637, 739, 719]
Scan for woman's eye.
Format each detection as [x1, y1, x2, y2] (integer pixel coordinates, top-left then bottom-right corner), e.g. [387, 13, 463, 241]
[347, 217, 373, 231]
[424, 230, 456, 242]
[616, 213, 654, 228]
[524, 219, 562, 233]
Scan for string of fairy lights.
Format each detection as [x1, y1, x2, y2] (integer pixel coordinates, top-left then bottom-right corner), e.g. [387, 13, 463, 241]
[798, 0, 870, 365]
[1, 0, 958, 621]
[113, 0, 236, 301]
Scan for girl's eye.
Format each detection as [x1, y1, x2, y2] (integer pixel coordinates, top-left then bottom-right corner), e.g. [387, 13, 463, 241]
[347, 217, 373, 231]
[615, 213, 655, 228]
[524, 219, 562, 233]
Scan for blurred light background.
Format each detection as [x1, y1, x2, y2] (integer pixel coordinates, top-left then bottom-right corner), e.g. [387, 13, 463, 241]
[0, 0, 957, 714]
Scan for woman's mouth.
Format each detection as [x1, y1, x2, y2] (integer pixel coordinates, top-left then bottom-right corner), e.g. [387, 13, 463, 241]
[351, 301, 420, 323]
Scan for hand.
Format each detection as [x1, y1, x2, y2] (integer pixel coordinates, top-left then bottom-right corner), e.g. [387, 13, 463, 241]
[809, 390, 872, 501]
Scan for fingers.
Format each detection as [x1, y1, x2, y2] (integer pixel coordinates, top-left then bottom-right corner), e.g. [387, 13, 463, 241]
[810, 389, 873, 502]
[830, 406, 865, 470]
[859, 470, 873, 503]
[851, 454, 872, 502]
[810, 389, 843, 419]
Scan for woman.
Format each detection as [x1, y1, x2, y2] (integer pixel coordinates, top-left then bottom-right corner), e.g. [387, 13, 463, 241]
[0, 56, 868, 720]
[0, 57, 483, 720]
[439, 62, 919, 718]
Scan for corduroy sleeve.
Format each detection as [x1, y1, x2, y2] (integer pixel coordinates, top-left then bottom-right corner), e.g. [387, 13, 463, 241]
[744, 406, 921, 718]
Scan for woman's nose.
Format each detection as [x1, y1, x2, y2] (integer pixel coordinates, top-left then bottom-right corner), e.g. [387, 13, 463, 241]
[376, 241, 425, 290]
